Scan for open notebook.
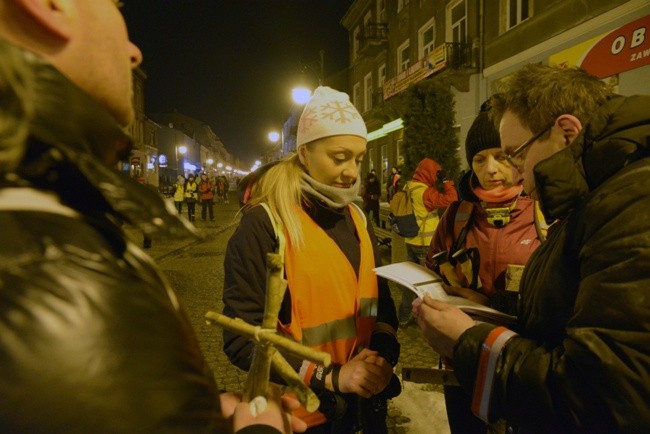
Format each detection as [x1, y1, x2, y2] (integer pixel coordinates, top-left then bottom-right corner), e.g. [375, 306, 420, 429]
[374, 261, 516, 326]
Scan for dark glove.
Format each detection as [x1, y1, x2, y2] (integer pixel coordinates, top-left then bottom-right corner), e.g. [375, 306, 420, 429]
[369, 330, 400, 367]
[315, 389, 348, 421]
[375, 373, 402, 400]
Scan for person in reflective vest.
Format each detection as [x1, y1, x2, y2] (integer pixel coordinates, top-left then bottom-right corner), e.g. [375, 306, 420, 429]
[223, 86, 401, 433]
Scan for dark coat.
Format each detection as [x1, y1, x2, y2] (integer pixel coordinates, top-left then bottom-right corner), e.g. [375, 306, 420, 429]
[454, 95, 650, 433]
[0, 42, 274, 434]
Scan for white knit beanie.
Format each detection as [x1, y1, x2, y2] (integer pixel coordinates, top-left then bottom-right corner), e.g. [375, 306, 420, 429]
[296, 86, 367, 150]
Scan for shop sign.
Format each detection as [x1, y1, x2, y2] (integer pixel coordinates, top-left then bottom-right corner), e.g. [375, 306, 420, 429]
[549, 15, 650, 78]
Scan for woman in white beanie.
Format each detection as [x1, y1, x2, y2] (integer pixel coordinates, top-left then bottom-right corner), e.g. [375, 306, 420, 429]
[223, 87, 400, 433]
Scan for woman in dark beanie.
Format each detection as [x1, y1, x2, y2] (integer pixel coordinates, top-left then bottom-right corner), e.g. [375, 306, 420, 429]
[424, 96, 545, 434]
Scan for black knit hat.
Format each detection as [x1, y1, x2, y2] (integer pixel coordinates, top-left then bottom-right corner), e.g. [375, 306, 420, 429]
[465, 109, 501, 166]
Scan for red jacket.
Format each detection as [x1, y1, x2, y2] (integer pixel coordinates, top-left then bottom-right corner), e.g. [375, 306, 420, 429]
[428, 196, 541, 300]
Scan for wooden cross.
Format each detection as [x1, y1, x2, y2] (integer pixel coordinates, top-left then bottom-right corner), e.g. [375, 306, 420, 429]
[206, 252, 330, 413]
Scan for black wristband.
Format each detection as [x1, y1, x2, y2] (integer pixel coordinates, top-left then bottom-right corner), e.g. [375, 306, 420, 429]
[331, 364, 341, 394]
[310, 363, 333, 391]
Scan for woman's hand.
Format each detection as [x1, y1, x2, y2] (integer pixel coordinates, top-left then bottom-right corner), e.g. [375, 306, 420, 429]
[364, 353, 394, 394]
[442, 283, 490, 306]
[336, 349, 390, 398]
[413, 295, 476, 358]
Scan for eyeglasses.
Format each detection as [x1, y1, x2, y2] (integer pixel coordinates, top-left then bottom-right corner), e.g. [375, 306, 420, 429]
[504, 126, 551, 169]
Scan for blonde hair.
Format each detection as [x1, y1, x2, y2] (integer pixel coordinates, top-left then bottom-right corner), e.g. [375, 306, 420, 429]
[246, 154, 308, 248]
[0, 42, 32, 173]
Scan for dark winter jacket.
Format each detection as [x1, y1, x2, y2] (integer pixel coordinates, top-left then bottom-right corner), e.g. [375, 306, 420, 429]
[454, 95, 650, 432]
[0, 41, 277, 434]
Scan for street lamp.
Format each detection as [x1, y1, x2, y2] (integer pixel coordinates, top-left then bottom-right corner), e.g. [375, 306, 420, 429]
[176, 145, 187, 176]
[291, 51, 325, 104]
[268, 130, 284, 162]
[291, 87, 312, 104]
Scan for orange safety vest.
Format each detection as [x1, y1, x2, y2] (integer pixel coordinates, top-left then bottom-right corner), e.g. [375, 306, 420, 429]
[282, 204, 378, 427]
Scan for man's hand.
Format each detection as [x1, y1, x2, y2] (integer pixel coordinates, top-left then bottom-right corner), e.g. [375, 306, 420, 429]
[413, 296, 475, 358]
[221, 387, 308, 433]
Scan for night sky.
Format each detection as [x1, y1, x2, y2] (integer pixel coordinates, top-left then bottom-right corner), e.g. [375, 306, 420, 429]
[122, 0, 354, 167]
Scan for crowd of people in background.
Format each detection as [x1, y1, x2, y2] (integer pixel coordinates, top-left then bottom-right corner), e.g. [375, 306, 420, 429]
[170, 172, 236, 223]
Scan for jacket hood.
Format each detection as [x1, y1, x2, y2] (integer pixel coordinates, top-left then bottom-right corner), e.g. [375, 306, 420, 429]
[534, 95, 650, 220]
[4, 41, 195, 239]
[412, 158, 442, 186]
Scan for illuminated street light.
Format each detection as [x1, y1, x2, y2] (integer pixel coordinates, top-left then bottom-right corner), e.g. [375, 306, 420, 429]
[206, 158, 213, 165]
[292, 87, 312, 104]
[268, 131, 280, 143]
[176, 145, 188, 176]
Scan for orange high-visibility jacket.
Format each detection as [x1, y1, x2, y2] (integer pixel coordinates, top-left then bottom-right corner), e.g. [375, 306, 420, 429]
[283, 204, 378, 427]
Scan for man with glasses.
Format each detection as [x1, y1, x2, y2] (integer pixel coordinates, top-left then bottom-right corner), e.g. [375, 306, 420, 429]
[414, 63, 650, 432]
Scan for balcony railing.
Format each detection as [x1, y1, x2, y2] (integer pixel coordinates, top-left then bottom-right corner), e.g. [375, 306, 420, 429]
[444, 42, 474, 70]
[357, 22, 388, 57]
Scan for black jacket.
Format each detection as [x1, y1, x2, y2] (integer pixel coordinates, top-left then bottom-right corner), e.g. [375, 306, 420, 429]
[454, 95, 650, 433]
[0, 41, 276, 434]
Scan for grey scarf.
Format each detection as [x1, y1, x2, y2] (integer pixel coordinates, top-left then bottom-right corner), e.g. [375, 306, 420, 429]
[300, 172, 361, 209]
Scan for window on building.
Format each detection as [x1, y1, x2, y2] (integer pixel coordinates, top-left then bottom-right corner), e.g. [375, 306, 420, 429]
[369, 147, 376, 172]
[419, 18, 435, 58]
[364, 72, 373, 112]
[447, 0, 467, 43]
[398, 40, 410, 72]
[378, 64, 386, 87]
[505, 0, 531, 30]
[353, 27, 360, 60]
[353, 82, 362, 111]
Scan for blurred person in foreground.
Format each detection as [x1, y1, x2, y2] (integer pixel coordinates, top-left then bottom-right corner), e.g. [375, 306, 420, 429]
[0, 1, 302, 433]
[224, 86, 400, 434]
[414, 63, 650, 432]
[426, 100, 543, 434]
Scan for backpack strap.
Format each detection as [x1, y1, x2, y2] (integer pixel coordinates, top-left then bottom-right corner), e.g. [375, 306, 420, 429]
[349, 202, 367, 227]
[451, 200, 476, 253]
[533, 200, 549, 243]
[259, 202, 286, 263]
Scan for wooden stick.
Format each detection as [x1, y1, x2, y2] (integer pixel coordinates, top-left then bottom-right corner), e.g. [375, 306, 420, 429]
[244, 253, 286, 401]
[271, 352, 321, 412]
[205, 313, 331, 366]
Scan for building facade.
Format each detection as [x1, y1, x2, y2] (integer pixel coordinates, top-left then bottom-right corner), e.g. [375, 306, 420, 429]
[342, 0, 650, 194]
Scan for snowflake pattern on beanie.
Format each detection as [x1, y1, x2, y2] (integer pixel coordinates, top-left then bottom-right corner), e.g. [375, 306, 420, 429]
[296, 86, 367, 148]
